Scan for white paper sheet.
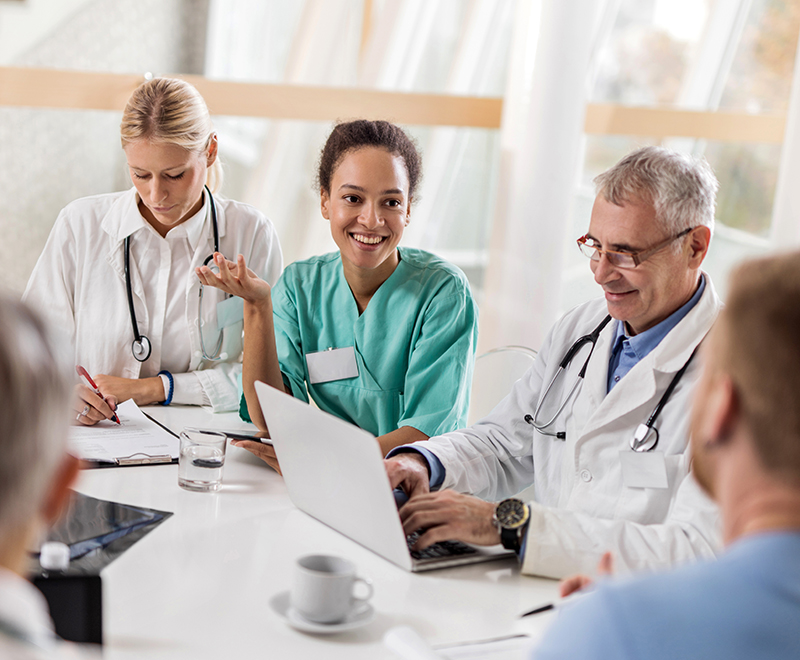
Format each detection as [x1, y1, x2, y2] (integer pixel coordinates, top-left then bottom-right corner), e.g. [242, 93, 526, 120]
[69, 399, 179, 462]
[437, 635, 533, 660]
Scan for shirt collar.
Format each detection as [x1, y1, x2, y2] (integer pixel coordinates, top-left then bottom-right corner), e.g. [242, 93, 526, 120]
[612, 275, 707, 360]
[116, 187, 209, 250]
[171, 188, 209, 252]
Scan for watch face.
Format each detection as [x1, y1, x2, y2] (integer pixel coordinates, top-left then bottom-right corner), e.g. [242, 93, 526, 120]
[496, 499, 528, 529]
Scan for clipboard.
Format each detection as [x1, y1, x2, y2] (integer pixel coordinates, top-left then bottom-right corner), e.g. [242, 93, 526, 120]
[69, 400, 180, 468]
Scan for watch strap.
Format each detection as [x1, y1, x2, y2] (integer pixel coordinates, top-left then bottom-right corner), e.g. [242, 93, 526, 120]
[500, 520, 529, 553]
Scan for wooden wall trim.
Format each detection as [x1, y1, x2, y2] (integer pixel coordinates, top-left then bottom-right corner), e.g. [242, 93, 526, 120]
[0, 66, 786, 142]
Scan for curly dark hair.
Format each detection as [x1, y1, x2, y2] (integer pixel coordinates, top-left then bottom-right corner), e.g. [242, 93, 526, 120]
[317, 119, 422, 199]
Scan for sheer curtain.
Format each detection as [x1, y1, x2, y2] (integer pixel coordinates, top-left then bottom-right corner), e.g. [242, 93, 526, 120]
[771, 35, 800, 248]
[204, 0, 513, 282]
[478, 0, 601, 353]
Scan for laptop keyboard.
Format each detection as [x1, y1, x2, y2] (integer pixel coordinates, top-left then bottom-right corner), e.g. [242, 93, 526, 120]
[406, 530, 479, 561]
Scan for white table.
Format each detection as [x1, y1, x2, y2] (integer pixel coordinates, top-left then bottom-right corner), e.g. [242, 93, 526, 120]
[74, 406, 560, 659]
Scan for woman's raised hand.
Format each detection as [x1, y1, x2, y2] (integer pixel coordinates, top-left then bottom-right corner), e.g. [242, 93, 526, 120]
[195, 253, 271, 305]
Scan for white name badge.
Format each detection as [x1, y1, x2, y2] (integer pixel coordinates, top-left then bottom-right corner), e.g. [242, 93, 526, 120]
[215, 296, 244, 331]
[619, 450, 669, 490]
[306, 347, 359, 384]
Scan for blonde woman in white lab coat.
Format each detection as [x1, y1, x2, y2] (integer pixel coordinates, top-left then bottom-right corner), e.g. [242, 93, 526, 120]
[24, 78, 283, 424]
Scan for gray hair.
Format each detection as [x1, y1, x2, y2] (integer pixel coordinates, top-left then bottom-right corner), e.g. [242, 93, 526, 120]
[594, 146, 718, 239]
[0, 295, 73, 537]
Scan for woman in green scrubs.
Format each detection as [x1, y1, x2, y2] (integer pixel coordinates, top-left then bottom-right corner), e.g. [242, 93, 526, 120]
[197, 120, 477, 466]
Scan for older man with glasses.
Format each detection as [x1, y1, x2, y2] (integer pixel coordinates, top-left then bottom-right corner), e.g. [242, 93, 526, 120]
[385, 146, 722, 578]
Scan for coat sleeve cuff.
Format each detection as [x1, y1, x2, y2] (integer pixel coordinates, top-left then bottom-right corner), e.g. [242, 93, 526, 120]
[386, 446, 446, 489]
[194, 364, 242, 412]
[171, 372, 207, 406]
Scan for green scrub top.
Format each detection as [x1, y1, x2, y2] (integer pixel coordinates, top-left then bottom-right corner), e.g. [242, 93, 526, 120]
[241, 247, 478, 438]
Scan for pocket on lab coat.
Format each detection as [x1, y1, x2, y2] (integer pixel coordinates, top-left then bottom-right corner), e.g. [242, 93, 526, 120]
[613, 454, 686, 523]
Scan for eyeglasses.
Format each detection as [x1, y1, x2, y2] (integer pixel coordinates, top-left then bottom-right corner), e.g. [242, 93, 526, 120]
[576, 227, 695, 269]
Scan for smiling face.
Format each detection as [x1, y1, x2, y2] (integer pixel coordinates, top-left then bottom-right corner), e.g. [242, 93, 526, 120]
[321, 146, 411, 282]
[124, 139, 215, 236]
[587, 195, 707, 335]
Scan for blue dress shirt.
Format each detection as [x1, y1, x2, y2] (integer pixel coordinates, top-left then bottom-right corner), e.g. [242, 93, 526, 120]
[533, 532, 800, 660]
[606, 276, 705, 392]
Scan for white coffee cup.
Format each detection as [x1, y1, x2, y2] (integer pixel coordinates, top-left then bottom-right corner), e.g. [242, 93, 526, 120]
[290, 554, 373, 624]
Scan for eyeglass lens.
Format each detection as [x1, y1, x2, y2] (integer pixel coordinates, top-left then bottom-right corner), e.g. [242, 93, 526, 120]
[578, 242, 636, 268]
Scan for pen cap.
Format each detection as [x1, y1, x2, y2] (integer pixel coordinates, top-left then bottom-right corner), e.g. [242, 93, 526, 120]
[40, 541, 70, 571]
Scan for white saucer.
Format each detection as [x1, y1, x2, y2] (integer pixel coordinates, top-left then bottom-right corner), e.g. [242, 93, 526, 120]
[269, 590, 375, 634]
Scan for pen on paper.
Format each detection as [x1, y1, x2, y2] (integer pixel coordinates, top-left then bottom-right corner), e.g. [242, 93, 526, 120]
[76, 365, 121, 424]
[520, 602, 556, 617]
[81, 458, 119, 467]
[520, 591, 587, 618]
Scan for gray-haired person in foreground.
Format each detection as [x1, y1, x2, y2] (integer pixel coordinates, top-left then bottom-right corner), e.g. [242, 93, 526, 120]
[0, 295, 91, 658]
[385, 146, 723, 578]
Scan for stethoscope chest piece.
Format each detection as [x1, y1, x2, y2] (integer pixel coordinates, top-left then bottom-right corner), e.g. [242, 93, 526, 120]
[630, 422, 659, 452]
[132, 336, 152, 362]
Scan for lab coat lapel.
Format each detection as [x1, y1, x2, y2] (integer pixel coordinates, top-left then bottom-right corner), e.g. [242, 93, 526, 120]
[578, 277, 720, 439]
[190, 188, 224, 271]
[102, 188, 149, 328]
[579, 318, 616, 414]
[188, 196, 226, 369]
[582, 353, 658, 440]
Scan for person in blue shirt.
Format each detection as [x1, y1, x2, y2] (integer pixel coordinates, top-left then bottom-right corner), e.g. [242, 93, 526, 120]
[197, 120, 478, 467]
[533, 251, 800, 660]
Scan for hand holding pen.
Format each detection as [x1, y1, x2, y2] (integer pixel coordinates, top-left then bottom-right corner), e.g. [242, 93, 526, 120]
[519, 551, 613, 618]
[74, 365, 120, 425]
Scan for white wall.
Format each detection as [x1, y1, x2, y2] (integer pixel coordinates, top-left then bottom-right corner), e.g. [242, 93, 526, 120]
[1, 0, 209, 294]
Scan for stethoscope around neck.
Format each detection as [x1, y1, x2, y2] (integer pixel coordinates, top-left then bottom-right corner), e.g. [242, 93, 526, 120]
[125, 185, 222, 362]
[524, 314, 699, 451]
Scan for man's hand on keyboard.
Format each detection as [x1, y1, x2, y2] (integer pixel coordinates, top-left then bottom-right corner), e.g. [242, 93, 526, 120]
[399, 490, 500, 550]
[385, 453, 431, 500]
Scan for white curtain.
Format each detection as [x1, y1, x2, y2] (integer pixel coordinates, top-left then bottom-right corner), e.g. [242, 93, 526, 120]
[771, 30, 800, 248]
[478, 0, 601, 353]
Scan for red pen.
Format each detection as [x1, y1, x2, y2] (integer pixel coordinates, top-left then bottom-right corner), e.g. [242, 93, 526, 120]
[76, 365, 120, 424]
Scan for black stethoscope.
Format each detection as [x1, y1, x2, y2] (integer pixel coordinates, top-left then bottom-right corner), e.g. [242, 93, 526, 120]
[125, 185, 221, 362]
[524, 314, 698, 451]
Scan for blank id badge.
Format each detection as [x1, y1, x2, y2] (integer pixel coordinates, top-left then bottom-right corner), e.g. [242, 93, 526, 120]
[215, 296, 244, 331]
[306, 346, 359, 384]
[619, 451, 669, 489]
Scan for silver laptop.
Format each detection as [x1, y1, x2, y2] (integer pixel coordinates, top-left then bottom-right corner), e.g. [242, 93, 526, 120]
[255, 381, 515, 572]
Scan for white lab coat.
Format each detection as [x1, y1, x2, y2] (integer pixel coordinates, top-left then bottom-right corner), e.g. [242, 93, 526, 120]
[23, 188, 283, 412]
[414, 277, 722, 578]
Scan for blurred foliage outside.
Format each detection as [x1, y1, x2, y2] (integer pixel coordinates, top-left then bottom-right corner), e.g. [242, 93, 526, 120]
[585, 0, 800, 237]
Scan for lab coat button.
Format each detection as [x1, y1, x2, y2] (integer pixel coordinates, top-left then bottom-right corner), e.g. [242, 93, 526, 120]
[580, 469, 592, 482]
